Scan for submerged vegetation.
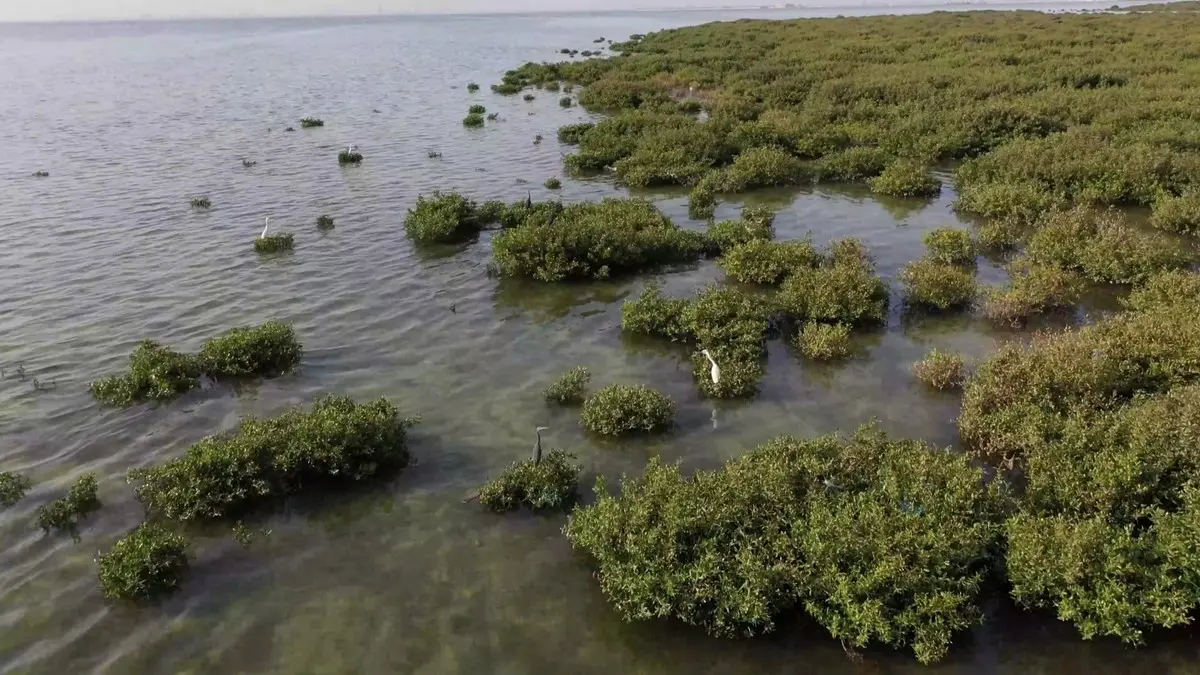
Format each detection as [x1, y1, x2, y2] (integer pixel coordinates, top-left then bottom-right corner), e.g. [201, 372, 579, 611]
[97, 523, 190, 602]
[316, 214, 335, 230]
[478, 450, 581, 513]
[913, 349, 966, 390]
[129, 395, 416, 521]
[1, 471, 32, 507]
[36, 473, 100, 534]
[544, 366, 591, 405]
[189, 197, 211, 209]
[90, 321, 301, 407]
[254, 232, 294, 253]
[463, 113, 485, 127]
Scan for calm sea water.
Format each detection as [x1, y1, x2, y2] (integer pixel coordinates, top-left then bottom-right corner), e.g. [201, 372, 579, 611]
[2, 6, 1198, 674]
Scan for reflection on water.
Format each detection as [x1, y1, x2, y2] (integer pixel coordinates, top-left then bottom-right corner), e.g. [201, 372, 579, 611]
[1, 7, 1198, 675]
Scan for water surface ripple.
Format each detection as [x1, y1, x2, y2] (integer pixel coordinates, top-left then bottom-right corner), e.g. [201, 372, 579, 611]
[1, 8, 1198, 675]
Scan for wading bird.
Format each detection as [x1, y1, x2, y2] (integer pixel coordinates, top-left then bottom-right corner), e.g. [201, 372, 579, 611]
[700, 349, 721, 385]
[532, 426, 549, 464]
[261, 216, 271, 239]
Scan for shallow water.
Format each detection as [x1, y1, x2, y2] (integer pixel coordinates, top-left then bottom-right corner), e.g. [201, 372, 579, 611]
[2, 7, 1199, 674]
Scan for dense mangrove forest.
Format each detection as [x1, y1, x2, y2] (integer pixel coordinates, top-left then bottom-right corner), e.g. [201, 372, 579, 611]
[6, 5, 1200, 672]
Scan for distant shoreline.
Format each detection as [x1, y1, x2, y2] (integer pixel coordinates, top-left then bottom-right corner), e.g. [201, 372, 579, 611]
[0, 0, 1169, 27]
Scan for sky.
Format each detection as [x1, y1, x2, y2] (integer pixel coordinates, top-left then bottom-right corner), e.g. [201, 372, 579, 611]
[0, 0, 812, 23]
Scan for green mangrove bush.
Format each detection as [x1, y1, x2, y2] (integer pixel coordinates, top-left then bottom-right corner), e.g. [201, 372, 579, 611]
[923, 227, 975, 266]
[900, 259, 978, 312]
[1026, 205, 1189, 284]
[254, 232, 294, 253]
[0, 471, 32, 507]
[97, 523, 190, 602]
[705, 214, 775, 255]
[565, 425, 1006, 664]
[90, 322, 301, 407]
[130, 395, 416, 521]
[544, 366, 591, 405]
[777, 254, 890, 326]
[468, 104, 486, 114]
[869, 159, 941, 198]
[1123, 269, 1200, 313]
[913, 349, 966, 390]
[466, 82, 480, 92]
[299, 118, 324, 128]
[620, 285, 692, 343]
[462, 113, 485, 128]
[37, 473, 100, 533]
[690, 346, 765, 399]
[720, 239, 819, 285]
[557, 122, 594, 145]
[338, 150, 363, 165]
[1149, 189, 1200, 235]
[559, 96, 573, 108]
[796, 321, 852, 361]
[490, 198, 708, 281]
[580, 384, 675, 436]
[189, 197, 211, 209]
[980, 258, 1084, 325]
[544, 177, 562, 189]
[404, 191, 481, 244]
[477, 450, 581, 513]
[317, 215, 335, 230]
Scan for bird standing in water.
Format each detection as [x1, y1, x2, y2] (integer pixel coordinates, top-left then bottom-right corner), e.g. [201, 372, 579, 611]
[261, 216, 271, 239]
[700, 349, 721, 385]
[532, 427, 549, 464]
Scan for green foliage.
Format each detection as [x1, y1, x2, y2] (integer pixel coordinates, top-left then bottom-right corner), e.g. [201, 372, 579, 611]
[404, 191, 480, 244]
[316, 215, 335, 230]
[980, 258, 1085, 325]
[254, 232, 294, 253]
[869, 159, 941, 198]
[778, 254, 890, 326]
[720, 239, 820, 285]
[705, 214, 775, 255]
[36, 473, 100, 533]
[90, 340, 203, 407]
[544, 367, 591, 405]
[1004, 386, 1200, 643]
[690, 346, 765, 399]
[1123, 269, 1200, 312]
[490, 198, 707, 281]
[544, 177, 562, 189]
[557, 122, 594, 145]
[337, 151, 363, 165]
[621, 285, 692, 342]
[975, 217, 1027, 251]
[913, 349, 966, 390]
[462, 112, 485, 128]
[923, 227, 975, 266]
[97, 523, 190, 602]
[565, 425, 1005, 663]
[492, 83, 522, 95]
[1149, 189, 1200, 234]
[899, 259, 978, 312]
[129, 395, 416, 522]
[195, 320, 301, 377]
[684, 284, 772, 357]
[559, 96, 573, 108]
[466, 82, 480, 92]
[0, 471, 32, 507]
[796, 321, 852, 361]
[299, 118, 324, 128]
[189, 197, 211, 209]
[1026, 205, 1190, 284]
[478, 450, 581, 513]
[468, 104, 486, 114]
[580, 384, 675, 436]
[723, 146, 811, 190]
[90, 323, 302, 407]
[815, 146, 892, 182]
[523, 93, 536, 102]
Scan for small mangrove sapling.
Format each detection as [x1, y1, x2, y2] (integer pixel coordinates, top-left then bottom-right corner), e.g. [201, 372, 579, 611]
[0, 471, 32, 507]
[36, 473, 101, 534]
[299, 117, 325, 128]
[97, 523, 190, 601]
[317, 215, 335, 230]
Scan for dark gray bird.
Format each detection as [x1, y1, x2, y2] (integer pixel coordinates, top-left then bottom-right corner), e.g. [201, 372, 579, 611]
[532, 427, 549, 464]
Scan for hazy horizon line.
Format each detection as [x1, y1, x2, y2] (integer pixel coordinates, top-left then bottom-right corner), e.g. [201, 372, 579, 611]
[0, 0, 1133, 25]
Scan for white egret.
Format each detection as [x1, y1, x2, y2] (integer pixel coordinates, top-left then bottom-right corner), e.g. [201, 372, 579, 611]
[700, 349, 721, 385]
[532, 426, 550, 464]
[261, 216, 271, 239]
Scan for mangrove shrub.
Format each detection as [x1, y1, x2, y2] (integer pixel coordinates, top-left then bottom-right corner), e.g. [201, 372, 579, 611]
[544, 366, 591, 405]
[97, 523, 190, 602]
[923, 227, 975, 266]
[720, 239, 820, 285]
[0, 471, 32, 507]
[580, 384, 675, 436]
[869, 160, 941, 198]
[796, 321, 852, 361]
[37, 473, 100, 534]
[913, 349, 966, 390]
[900, 259, 978, 312]
[478, 450, 581, 513]
[129, 395, 417, 521]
